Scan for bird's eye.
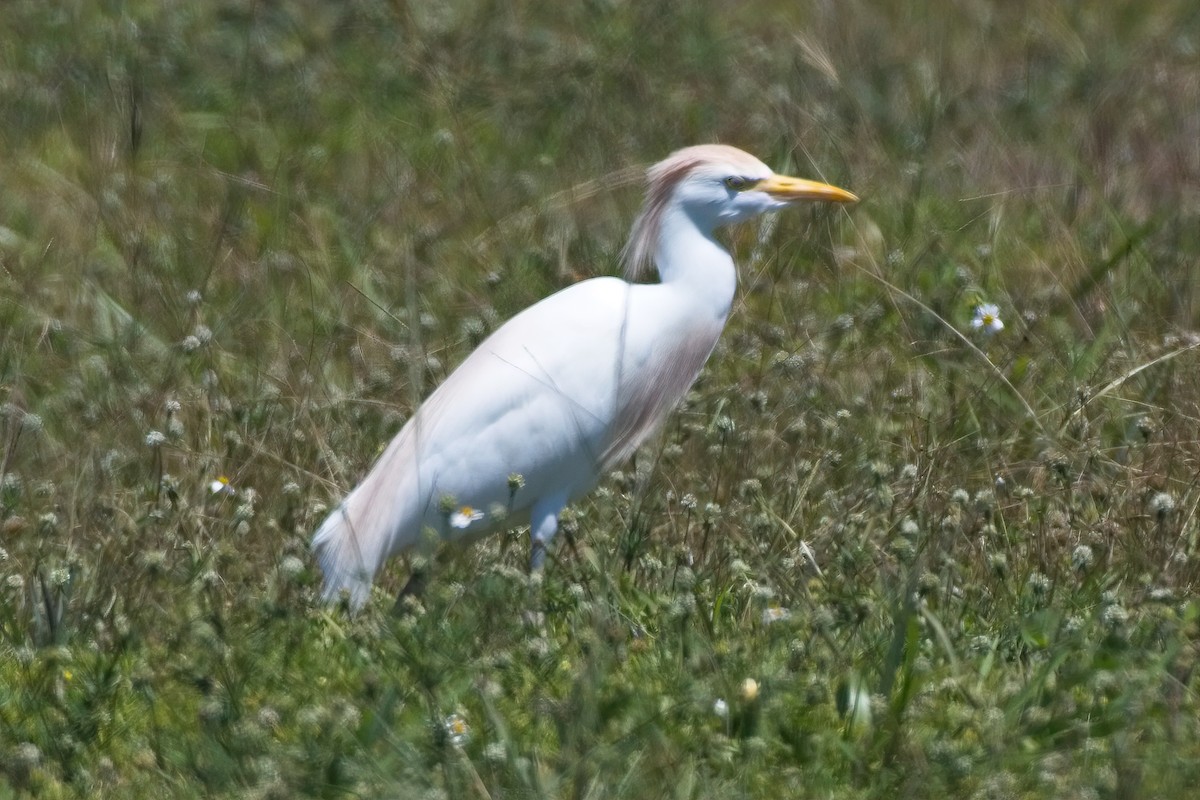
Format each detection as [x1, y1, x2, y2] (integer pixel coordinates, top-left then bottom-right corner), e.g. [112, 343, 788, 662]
[724, 176, 748, 191]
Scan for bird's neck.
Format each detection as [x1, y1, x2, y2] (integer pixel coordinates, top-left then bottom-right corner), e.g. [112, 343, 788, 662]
[653, 206, 736, 319]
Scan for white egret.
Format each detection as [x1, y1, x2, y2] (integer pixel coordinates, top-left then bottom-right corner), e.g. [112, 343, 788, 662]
[314, 144, 857, 608]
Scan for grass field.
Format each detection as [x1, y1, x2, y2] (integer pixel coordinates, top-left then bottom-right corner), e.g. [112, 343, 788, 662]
[2, 0, 1200, 797]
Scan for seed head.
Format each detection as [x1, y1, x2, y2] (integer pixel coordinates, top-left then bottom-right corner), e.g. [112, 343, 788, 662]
[1149, 492, 1175, 519]
[1071, 544, 1094, 573]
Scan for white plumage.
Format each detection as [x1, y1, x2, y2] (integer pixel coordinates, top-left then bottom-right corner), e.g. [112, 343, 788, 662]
[314, 144, 857, 608]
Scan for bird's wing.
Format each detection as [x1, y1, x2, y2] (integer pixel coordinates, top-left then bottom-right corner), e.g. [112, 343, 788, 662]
[412, 276, 634, 498]
[393, 277, 727, 511]
[314, 277, 635, 601]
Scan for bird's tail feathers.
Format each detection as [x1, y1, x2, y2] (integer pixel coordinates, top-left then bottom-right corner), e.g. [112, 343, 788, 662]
[312, 498, 376, 610]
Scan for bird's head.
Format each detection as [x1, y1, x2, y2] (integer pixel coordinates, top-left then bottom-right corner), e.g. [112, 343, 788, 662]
[624, 144, 857, 279]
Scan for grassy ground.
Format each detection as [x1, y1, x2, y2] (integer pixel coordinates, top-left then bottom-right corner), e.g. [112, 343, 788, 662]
[2, 0, 1200, 797]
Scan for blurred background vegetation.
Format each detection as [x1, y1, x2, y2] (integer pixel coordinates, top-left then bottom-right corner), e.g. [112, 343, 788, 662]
[1, 0, 1199, 797]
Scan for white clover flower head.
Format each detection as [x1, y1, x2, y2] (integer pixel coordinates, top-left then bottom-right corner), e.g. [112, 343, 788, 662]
[667, 593, 696, 618]
[257, 706, 281, 729]
[639, 555, 664, 572]
[1071, 544, 1094, 572]
[13, 742, 41, 769]
[971, 303, 1004, 334]
[750, 582, 775, 600]
[713, 698, 729, 718]
[1101, 603, 1128, 630]
[1149, 586, 1175, 603]
[145, 430, 167, 447]
[186, 289, 203, 305]
[444, 713, 470, 747]
[449, 506, 484, 529]
[762, 606, 791, 625]
[280, 555, 305, 578]
[1149, 492, 1175, 518]
[210, 476, 236, 496]
[1026, 571, 1051, 595]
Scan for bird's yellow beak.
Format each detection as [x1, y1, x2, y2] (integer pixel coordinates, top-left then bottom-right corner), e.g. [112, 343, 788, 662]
[758, 174, 859, 204]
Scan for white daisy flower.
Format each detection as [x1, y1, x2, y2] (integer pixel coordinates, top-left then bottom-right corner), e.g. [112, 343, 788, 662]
[444, 713, 470, 747]
[762, 606, 791, 624]
[209, 476, 236, 496]
[449, 506, 484, 529]
[971, 303, 1004, 334]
